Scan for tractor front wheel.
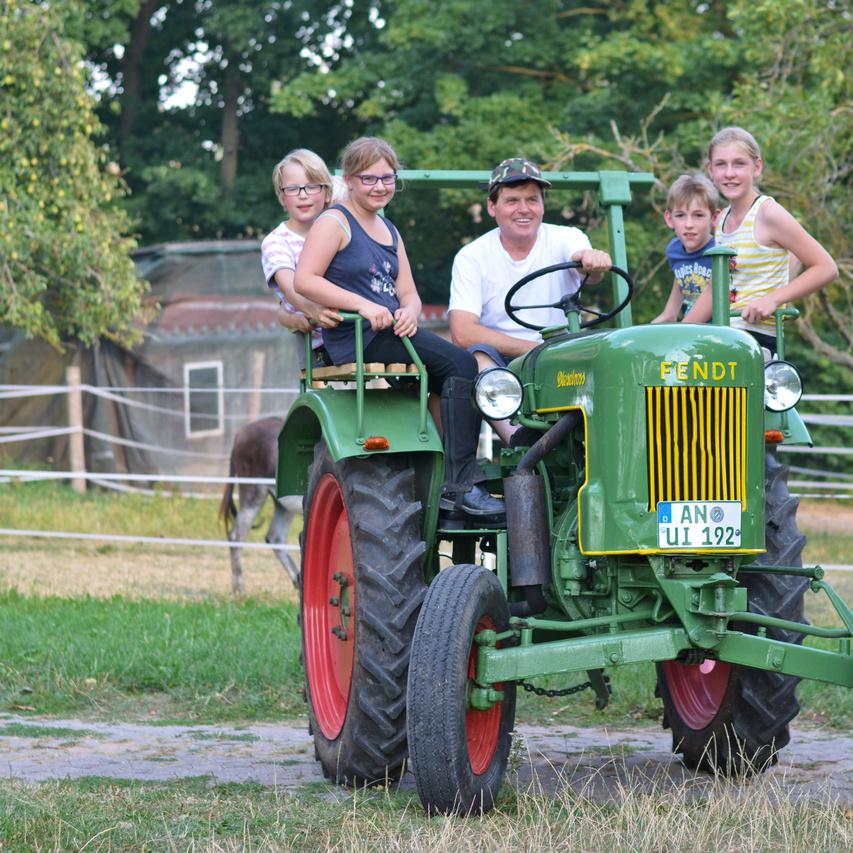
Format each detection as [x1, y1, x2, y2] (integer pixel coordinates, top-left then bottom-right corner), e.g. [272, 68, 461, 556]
[657, 447, 807, 774]
[407, 564, 516, 814]
[301, 443, 427, 785]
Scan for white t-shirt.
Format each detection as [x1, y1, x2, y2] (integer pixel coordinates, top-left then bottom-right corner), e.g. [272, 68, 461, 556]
[261, 221, 323, 349]
[261, 221, 304, 293]
[449, 223, 592, 343]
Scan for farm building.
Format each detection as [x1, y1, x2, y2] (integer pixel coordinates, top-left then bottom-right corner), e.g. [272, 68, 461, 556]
[0, 241, 448, 487]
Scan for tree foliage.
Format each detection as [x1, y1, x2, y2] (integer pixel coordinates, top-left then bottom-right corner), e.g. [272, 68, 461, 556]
[722, 0, 852, 473]
[551, 1, 851, 368]
[274, 0, 851, 374]
[722, 0, 851, 373]
[5, 0, 848, 379]
[76, 0, 367, 244]
[0, 0, 150, 349]
[270, 1, 751, 309]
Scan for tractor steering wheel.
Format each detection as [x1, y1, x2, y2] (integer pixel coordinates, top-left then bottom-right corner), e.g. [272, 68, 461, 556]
[504, 260, 635, 332]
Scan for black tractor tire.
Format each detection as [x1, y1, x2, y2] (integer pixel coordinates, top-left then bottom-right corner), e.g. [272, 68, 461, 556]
[407, 564, 517, 815]
[300, 442, 427, 785]
[657, 447, 808, 774]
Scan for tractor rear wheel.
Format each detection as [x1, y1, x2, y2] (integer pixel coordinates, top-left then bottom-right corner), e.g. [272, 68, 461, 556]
[407, 564, 516, 814]
[657, 447, 807, 774]
[301, 442, 427, 785]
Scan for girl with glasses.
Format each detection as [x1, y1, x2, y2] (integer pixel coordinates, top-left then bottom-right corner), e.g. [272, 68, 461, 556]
[261, 149, 345, 350]
[295, 136, 505, 526]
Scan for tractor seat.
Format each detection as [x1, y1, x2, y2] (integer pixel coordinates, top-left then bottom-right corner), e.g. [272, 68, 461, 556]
[300, 362, 421, 389]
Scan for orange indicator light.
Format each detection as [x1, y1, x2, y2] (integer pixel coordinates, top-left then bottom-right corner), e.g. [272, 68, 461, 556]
[363, 436, 390, 451]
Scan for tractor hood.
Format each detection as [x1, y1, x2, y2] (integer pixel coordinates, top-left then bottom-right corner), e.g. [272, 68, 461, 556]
[510, 324, 768, 555]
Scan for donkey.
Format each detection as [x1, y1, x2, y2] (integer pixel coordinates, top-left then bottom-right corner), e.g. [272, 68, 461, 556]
[218, 416, 301, 595]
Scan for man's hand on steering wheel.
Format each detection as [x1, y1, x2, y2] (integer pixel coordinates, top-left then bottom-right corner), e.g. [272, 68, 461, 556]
[572, 248, 612, 284]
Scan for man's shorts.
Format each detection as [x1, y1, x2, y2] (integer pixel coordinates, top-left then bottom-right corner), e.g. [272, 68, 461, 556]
[467, 343, 510, 368]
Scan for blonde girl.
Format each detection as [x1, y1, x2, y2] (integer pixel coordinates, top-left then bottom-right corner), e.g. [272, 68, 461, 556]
[261, 148, 343, 341]
[684, 127, 837, 348]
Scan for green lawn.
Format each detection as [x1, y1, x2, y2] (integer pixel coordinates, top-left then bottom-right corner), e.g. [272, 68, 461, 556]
[0, 480, 849, 727]
[0, 591, 303, 722]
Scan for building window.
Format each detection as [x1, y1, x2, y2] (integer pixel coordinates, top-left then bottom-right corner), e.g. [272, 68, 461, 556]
[184, 361, 224, 437]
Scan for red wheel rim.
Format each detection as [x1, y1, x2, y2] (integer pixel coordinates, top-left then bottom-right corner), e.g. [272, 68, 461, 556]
[303, 474, 356, 740]
[466, 616, 502, 775]
[662, 659, 732, 730]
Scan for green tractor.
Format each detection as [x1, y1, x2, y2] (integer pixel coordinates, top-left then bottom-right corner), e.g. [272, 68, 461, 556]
[277, 169, 852, 814]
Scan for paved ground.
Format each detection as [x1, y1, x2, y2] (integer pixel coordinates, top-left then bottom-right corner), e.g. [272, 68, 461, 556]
[1, 714, 850, 804]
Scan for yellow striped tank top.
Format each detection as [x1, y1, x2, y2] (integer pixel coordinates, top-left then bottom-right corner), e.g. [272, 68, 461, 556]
[715, 195, 788, 335]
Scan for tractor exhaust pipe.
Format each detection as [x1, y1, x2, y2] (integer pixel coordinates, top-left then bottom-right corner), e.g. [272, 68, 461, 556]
[506, 411, 582, 617]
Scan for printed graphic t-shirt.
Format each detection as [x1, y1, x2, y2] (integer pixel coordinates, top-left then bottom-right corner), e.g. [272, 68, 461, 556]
[320, 204, 401, 364]
[665, 236, 714, 312]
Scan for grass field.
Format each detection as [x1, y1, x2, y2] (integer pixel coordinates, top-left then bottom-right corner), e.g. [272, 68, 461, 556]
[0, 481, 850, 727]
[2, 774, 851, 852]
[0, 481, 851, 849]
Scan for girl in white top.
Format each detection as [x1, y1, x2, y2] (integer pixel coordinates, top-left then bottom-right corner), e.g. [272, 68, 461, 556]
[684, 127, 837, 345]
[261, 149, 344, 345]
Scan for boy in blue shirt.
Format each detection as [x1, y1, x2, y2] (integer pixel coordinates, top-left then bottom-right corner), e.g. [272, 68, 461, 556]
[652, 174, 720, 323]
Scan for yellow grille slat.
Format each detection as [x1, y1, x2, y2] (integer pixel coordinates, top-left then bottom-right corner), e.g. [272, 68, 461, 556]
[646, 386, 746, 510]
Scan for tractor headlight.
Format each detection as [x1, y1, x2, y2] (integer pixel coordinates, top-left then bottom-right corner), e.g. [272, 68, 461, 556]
[473, 368, 523, 420]
[764, 360, 802, 412]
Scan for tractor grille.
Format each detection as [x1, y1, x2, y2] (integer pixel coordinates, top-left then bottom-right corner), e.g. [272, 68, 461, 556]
[646, 386, 746, 510]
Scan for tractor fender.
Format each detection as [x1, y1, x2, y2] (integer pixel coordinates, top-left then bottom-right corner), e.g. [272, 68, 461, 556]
[765, 406, 812, 446]
[275, 388, 443, 498]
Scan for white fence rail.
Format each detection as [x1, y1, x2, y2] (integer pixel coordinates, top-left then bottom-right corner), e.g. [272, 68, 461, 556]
[0, 528, 299, 552]
[0, 382, 850, 569]
[1, 383, 850, 493]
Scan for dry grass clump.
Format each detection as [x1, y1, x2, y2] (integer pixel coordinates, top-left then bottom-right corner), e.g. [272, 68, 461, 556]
[172, 767, 853, 852]
[1, 737, 850, 851]
[319, 770, 851, 853]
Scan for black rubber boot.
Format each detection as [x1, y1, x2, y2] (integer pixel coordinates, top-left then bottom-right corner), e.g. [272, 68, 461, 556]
[437, 377, 505, 527]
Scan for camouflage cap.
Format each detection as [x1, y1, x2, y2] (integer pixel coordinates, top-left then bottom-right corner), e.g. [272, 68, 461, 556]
[487, 157, 552, 191]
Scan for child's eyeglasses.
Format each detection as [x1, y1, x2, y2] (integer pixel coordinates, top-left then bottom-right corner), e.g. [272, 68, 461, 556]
[282, 183, 326, 197]
[354, 173, 397, 187]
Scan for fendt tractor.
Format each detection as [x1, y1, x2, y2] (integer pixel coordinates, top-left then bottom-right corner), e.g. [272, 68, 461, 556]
[276, 169, 852, 815]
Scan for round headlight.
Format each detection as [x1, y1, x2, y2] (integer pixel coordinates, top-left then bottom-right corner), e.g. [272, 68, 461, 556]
[473, 368, 523, 420]
[764, 360, 802, 412]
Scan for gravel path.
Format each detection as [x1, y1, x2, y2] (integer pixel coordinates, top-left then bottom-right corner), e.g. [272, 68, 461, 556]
[1, 714, 850, 804]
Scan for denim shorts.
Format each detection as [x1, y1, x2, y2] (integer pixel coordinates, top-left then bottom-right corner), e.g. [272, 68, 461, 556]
[466, 343, 510, 368]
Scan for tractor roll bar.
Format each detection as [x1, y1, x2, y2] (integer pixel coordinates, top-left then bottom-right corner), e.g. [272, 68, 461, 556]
[397, 169, 656, 331]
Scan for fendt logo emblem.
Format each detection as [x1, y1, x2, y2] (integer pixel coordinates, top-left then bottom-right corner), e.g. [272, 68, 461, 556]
[659, 360, 737, 381]
[556, 370, 586, 388]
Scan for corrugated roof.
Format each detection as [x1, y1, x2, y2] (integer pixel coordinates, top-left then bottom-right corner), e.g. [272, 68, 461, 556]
[154, 298, 449, 338]
[133, 241, 449, 339]
[154, 295, 279, 338]
[132, 240, 262, 258]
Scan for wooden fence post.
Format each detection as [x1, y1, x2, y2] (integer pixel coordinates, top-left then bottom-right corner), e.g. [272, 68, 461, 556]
[65, 365, 86, 494]
[248, 350, 265, 421]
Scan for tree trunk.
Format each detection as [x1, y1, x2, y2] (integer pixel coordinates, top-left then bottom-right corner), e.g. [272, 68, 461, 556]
[220, 63, 240, 196]
[119, 0, 159, 151]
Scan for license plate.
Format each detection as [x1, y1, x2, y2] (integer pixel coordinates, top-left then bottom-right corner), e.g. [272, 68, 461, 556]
[657, 501, 742, 549]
